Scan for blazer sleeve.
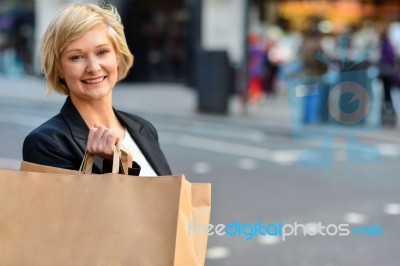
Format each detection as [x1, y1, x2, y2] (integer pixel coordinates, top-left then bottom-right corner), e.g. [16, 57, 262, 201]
[22, 112, 86, 171]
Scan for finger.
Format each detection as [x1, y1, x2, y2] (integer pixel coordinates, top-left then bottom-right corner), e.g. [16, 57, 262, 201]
[87, 126, 98, 153]
[96, 132, 117, 160]
[106, 132, 119, 147]
[92, 125, 107, 147]
[101, 131, 118, 155]
[88, 126, 106, 153]
[92, 129, 118, 157]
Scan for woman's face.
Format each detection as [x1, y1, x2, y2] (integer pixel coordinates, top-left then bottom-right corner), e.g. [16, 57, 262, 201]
[60, 25, 119, 103]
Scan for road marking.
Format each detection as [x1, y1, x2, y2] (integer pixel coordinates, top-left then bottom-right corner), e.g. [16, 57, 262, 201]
[304, 222, 320, 234]
[161, 133, 302, 165]
[192, 162, 211, 174]
[343, 212, 366, 225]
[0, 158, 21, 170]
[376, 144, 400, 157]
[272, 150, 302, 165]
[258, 234, 281, 245]
[157, 123, 266, 143]
[238, 158, 257, 170]
[206, 246, 231, 259]
[384, 203, 400, 215]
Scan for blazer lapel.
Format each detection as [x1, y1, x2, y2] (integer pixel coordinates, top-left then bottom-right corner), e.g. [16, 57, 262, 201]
[115, 111, 170, 176]
[60, 97, 104, 172]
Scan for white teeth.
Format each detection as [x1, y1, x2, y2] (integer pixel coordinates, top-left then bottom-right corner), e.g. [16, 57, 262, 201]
[84, 77, 104, 84]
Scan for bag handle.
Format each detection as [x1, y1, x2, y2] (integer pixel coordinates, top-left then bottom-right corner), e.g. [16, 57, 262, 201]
[79, 143, 130, 175]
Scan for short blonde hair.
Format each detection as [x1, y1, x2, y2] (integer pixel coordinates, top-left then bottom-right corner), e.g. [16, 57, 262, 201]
[41, 3, 133, 95]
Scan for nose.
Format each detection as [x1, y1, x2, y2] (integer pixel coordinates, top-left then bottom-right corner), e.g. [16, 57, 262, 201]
[86, 56, 101, 73]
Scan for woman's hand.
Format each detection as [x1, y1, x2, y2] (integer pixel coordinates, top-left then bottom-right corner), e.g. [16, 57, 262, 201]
[87, 124, 119, 161]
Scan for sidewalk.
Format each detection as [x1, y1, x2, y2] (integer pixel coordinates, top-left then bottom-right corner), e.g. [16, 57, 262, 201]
[114, 81, 292, 132]
[1, 75, 399, 144]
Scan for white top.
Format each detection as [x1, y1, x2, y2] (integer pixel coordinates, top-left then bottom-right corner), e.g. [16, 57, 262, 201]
[118, 129, 157, 176]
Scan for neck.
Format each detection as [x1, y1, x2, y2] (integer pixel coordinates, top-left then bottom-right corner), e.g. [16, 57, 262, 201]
[70, 96, 125, 137]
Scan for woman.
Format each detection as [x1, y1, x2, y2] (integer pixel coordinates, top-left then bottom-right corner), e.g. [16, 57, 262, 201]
[23, 3, 171, 176]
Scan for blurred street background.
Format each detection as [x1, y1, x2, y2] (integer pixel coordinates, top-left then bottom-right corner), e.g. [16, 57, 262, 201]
[1, 0, 400, 265]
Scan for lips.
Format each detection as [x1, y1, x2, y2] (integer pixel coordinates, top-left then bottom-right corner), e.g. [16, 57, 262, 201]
[82, 76, 106, 84]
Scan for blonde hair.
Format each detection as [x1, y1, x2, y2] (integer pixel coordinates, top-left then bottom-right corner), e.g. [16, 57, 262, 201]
[41, 3, 133, 95]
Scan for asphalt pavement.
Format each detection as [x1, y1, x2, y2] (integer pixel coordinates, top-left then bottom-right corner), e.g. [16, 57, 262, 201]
[1, 74, 399, 145]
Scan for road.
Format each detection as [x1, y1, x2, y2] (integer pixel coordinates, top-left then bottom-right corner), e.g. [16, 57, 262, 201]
[0, 77, 399, 265]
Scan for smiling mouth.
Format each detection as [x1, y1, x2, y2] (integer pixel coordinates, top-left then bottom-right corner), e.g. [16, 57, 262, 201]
[83, 76, 106, 84]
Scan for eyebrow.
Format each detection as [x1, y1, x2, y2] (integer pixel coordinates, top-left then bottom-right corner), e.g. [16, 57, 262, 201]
[64, 44, 112, 54]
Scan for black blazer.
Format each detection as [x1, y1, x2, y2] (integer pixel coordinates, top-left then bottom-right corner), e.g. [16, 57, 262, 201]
[23, 97, 172, 175]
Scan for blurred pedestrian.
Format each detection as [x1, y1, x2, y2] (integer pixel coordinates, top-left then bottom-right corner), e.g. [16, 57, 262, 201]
[265, 18, 302, 96]
[23, 3, 171, 175]
[262, 35, 280, 97]
[247, 33, 265, 103]
[377, 21, 398, 126]
[299, 18, 329, 124]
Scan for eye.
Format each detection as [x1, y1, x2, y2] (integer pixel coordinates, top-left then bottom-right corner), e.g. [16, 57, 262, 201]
[70, 55, 83, 61]
[98, 50, 109, 56]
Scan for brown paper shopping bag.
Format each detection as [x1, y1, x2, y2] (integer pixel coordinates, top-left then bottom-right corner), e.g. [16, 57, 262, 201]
[0, 149, 211, 265]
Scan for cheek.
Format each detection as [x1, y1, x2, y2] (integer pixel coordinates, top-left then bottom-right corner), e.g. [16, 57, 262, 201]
[111, 53, 120, 71]
[107, 59, 119, 77]
[62, 64, 83, 81]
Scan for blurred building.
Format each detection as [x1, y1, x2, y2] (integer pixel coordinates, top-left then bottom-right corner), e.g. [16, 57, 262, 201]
[0, 0, 34, 76]
[119, 0, 190, 83]
[1, 0, 399, 85]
